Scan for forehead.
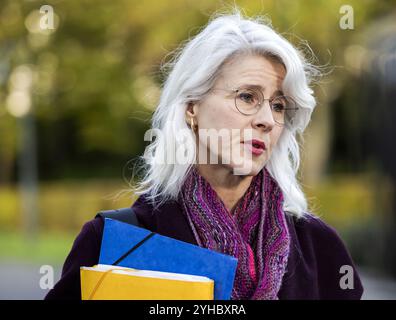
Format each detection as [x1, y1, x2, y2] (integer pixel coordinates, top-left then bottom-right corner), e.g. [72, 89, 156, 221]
[217, 54, 286, 92]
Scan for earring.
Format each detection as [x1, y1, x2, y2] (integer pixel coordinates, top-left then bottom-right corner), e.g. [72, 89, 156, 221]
[190, 117, 196, 130]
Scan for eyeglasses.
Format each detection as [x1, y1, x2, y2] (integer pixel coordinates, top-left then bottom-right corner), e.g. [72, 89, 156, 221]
[210, 86, 299, 126]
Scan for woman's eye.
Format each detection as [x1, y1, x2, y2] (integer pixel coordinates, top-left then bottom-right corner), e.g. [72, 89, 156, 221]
[238, 92, 255, 104]
[272, 103, 285, 112]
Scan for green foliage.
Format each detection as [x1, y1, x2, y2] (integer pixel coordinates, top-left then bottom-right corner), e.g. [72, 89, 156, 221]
[0, 230, 75, 265]
[304, 174, 377, 228]
[0, 179, 136, 233]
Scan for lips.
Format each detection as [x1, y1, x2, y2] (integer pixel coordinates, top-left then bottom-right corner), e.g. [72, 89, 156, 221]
[242, 139, 266, 156]
[250, 139, 266, 150]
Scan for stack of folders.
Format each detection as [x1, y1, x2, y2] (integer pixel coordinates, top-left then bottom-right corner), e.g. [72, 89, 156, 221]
[80, 218, 238, 300]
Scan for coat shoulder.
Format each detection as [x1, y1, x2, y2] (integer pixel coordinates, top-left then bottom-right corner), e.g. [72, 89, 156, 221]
[284, 212, 364, 299]
[44, 217, 104, 299]
[293, 213, 345, 243]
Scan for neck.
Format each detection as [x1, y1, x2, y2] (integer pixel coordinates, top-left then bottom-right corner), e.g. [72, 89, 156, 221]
[195, 164, 253, 213]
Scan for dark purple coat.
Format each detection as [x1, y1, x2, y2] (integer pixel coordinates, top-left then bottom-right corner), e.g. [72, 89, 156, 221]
[45, 195, 364, 300]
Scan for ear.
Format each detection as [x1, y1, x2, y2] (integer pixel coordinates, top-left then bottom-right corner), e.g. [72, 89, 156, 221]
[186, 101, 198, 118]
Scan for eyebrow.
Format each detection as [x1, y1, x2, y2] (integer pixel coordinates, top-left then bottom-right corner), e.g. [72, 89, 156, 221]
[240, 84, 284, 97]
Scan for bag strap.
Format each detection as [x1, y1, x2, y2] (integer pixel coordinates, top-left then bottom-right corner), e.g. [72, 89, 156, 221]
[95, 207, 141, 227]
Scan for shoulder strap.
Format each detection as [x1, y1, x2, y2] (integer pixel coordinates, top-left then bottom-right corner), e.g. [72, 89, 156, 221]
[95, 207, 141, 227]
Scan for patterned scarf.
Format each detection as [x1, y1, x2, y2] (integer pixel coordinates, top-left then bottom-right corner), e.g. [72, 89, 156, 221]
[178, 165, 290, 300]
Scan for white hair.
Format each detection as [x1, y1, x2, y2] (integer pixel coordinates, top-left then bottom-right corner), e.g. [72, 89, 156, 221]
[132, 9, 320, 219]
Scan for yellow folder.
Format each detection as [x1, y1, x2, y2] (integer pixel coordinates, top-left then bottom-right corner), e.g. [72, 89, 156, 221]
[80, 264, 214, 300]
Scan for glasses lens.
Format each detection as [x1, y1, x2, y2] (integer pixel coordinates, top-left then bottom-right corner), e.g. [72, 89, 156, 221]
[285, 96, 298, 125]
[270, 96, 287, 124]
[235, 88, 261, 115]
[271, 96, 298, 125]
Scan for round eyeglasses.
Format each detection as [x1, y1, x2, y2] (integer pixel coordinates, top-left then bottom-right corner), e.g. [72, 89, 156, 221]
[211, 86, 299, 126]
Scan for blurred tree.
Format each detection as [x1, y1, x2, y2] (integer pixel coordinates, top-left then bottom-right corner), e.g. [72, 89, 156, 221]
[329, 11, 396, 275]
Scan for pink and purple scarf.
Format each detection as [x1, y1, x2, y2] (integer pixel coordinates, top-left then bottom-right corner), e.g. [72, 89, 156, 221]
[178, 165, 290, 300]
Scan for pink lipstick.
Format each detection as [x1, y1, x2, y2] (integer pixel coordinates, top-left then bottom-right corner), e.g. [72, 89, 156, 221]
[243, 139, 266, 156]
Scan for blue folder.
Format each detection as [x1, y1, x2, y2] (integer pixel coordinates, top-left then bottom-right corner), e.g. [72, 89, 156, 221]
[99, 218, 238, 300]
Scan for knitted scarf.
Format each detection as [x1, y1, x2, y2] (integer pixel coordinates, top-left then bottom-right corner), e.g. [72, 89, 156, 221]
[178, 165, 290, 300]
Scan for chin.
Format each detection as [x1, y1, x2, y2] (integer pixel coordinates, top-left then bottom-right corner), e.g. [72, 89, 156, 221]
[229, 158, 264, 176]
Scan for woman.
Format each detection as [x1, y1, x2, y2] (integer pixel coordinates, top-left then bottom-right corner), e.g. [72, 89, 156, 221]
[45, 11, 364, 300]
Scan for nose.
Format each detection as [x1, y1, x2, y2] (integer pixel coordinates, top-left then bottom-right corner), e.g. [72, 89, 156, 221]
[251, 100, 275, 132]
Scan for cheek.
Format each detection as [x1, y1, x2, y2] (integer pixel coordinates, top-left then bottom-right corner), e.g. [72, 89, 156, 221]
[269, 128, 284, 151]
[197, 97, 241, 130]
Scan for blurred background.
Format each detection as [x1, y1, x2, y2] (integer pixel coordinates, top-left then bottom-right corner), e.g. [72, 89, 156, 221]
[0, 0, 396, 299]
